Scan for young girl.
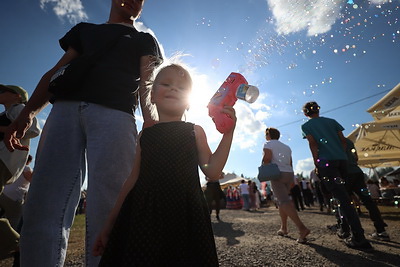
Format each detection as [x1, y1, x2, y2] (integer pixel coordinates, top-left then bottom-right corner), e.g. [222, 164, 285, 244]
[93, 64, 236, 266]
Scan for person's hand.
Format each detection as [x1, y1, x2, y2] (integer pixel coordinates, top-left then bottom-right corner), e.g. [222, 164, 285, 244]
[3, 117, 32, 152]
[92, 228, 111, 257]
[221, 105, 236, 133]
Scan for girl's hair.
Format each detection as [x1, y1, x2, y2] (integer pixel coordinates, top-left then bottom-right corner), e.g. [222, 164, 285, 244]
[147, 62, 193, 120]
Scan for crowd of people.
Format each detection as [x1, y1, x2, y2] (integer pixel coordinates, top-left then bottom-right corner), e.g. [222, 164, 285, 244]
[0, 0, 399, 265]
[224, 180, 263, 212]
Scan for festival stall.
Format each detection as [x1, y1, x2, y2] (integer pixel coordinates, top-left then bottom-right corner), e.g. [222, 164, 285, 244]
[347, 83, 400, 170]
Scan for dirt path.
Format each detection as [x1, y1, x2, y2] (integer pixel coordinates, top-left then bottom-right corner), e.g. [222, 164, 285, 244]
[213, 205, 399, 266]
[1, 205, 399, 266]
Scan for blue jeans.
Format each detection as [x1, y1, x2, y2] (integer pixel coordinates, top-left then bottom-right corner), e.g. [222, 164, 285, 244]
[242, 194, 250, 210]
[20, 101, 137, 267]
[317, 160, 366, 240]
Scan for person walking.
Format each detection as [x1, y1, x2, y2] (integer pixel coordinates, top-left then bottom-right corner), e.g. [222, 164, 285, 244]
[239, 180, 250, 211]
[92, 63, 236, 266]
[262, 127, 310, 243]
[249, 181, 257, 211]
[3, 1, 163, 266]
[301, 101, 372, 250]
[310, 169, 326, 212]
[204, 174, 225, 220]
[290, 175, 305, 211]
[343, 138, 390, 240]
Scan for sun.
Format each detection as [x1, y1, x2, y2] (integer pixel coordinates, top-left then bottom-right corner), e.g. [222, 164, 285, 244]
[187, 74, 215, 119]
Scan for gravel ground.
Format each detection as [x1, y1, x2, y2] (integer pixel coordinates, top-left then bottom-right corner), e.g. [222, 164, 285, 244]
[213, 205, 400, 267]
[1, 205, 399, 266]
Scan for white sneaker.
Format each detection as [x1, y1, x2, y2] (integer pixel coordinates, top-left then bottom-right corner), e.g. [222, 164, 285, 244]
[370, 231, 390, 241]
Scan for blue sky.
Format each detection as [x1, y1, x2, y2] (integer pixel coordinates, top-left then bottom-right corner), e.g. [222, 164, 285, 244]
[1, 0, 399, 184]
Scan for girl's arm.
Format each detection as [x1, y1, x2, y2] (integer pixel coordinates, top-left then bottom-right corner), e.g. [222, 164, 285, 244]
[92, 137, 142, 256]
[196, 106, 236, 180]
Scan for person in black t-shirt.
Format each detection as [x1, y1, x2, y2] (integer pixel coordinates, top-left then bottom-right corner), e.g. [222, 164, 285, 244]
[3, 1, 163, 266]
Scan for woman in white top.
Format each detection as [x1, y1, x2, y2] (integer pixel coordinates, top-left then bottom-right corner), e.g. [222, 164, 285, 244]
[262, 127, 310, 243]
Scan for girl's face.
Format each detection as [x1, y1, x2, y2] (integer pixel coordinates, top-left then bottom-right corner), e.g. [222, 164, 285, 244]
[152, 66, 192, 119]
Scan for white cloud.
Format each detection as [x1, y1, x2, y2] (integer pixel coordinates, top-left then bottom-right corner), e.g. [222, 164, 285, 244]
[369, 0, 390, 4]
[267, 0, 342, 36]
[40, 0, 88, 24]
[294, 157, 314, 176]
[267, 0, 394, 36]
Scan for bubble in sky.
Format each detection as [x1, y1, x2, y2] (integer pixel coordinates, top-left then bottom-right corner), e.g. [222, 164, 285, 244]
[236, 42, 244, 50]
[333, 49, 338, 53]
[303, 88, 315, 97]
[287, 63, 298, 69]
[353, 4, 358, 9]
[211, 58, 220, 69]
[286, 98, 296, 105]
[196, 17, 211, 27]
[280, 133, 292, 142]
[294, 109, 303, 115]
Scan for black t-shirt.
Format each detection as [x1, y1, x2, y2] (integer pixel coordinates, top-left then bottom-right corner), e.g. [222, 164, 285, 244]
[56, 22, 163, 114]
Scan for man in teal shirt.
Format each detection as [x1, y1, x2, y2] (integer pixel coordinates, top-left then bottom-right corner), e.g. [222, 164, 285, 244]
[301, 101, 372, 250]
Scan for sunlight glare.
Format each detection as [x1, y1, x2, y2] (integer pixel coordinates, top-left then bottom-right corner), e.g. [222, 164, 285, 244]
[188, 74, 214, 118]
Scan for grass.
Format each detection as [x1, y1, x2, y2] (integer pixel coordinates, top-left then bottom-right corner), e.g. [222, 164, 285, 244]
[66, 214, 86, 259]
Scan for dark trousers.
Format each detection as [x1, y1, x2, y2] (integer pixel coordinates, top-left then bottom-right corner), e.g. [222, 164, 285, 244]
[290, 185, 304, 211]
[302, 188, 314, 206]
[204, 184, 224, 215]
[317, 160, 365, 240]
[314, 181, 325, 207]
[344, 171, 387, 233]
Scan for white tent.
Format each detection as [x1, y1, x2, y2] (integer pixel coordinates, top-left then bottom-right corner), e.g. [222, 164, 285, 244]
[348, 83, 400, 168]
[219, 173, 249, 189]
[201, 173, 250, 190]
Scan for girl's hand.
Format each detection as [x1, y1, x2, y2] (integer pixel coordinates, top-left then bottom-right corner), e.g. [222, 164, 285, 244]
[221, 105, 236, 133]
